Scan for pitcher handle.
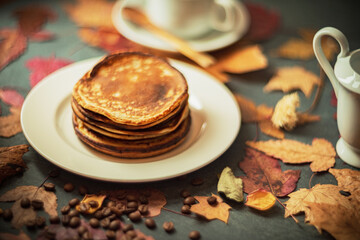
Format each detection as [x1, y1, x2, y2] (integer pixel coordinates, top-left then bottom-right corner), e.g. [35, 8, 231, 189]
[313, 27, 349, 97]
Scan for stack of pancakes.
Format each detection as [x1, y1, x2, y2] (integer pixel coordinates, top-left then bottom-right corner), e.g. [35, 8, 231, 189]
[72, 52, 191, 158]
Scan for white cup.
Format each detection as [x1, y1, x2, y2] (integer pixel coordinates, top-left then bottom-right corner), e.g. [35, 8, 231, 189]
[145, 0, 236, 39]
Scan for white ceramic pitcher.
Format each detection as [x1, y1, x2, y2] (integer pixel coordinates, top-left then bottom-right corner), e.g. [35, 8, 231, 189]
[313, 27, 360, 168]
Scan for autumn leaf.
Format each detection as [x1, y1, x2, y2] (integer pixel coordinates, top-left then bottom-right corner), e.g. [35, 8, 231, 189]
[0, 28, 27, 71]
[258, 120, 285, 139]
[0, 88, 24, 107]
[245, 189, 276, 211]
[103, 189, 166, 217]
[37, 224, 78, 240]
[0, 107, 22, 137]
[64, 0, 115, 29]
[28, 30, 55, 42]
[235, 94, 273, 123]
[25, 56, 73, 87]
[264, 66, 322, 98]
[0, 144, 28, 184]
[244, 2, 281, 42]
[0, 185, 58, 228]
[0, 231, 31, 240]
[246, 138, 336, 172]
[191, 194, 231, 224]
[78, 27, 142, 53]
[239, 148, 300, 197]
[13, 4, 57, 38]
[271, 92, 300, 130]
[329, 168, 360, 202]
[217, 166, 244, 202]
[76, 194, 106, 214]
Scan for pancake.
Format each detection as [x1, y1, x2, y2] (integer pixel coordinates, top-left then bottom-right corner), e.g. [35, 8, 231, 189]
[73, 52, 188, 126]
[73, 114, 191, 158]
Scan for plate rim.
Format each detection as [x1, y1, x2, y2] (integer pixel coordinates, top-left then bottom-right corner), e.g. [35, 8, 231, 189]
[21, 57, 241, 183]
[111, 0, 250, 52]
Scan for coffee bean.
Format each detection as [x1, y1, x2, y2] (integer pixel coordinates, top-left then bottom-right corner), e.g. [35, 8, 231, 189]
[163, 221, 174, 233]
[88, 200, 99, 208]
[45, 228, 56, 240]
[127, 201, 138, 209]
[105, 230, 116, 239]
[139, 195, 148, 204]
[108, 213, 117, 221]
[116, 191, 127, 200]
[100, 217, 110, 228]
[122, 223, 134, 232]
[44, 182, 55, 191]
[126, 230, 137, 239]
[69, 216, 80, 228]
[63, 182, 75, 192]
[68, 209, 80, 218]
[106, 201, 116, 208]
[102, 207, 112, 217]
[207, 196, 217, 205]
[126, 194, 137, 202]
[145, 218, 156, 229]
[26, 219, 36, 229]
[61, 205, 71, 214]
[94, 209, 103, 219]
[3, 209, 12, 221]
[138, 204, 148, 215]
[189, 230, 201, 240]
[109, 219, 120, 230]
[20, 197, 31, 208]
[79, 202, 90, 213]
[191, 177, 204, 186]
[183, 196, 196, 205]
[89, 218, 100, 228]
[82, 231, 93, 240]
[129, 210, 141, 222]
[61, 215, 70, 226]
[78, 185, 88, 195]
[49, 169, 60, 178]
[180, 189, 191, 198]
[36, 216, 46, 228]
[69, 198, 80, 207]
[110, 206, 123, 217]
[32, 199, 44, 210]
[77, 225, 88, 235]
[49, 215, 60, 224]
[181, 205, 191, 214]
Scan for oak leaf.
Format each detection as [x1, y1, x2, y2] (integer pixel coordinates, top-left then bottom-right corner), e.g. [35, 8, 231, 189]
[25, 56, 73, 87]
[0, 144, 28, 184]
[0, 185, 58, 229]
[0, 107, 22, 137]
[246, 138, 336, 172]
[103, 189, 166, 217]
[217, 166, 244, 202]
[191, 194, 231, 223]
[0, 28, 27, 71]
[263, 66, 321, 98]
[64, 0, 115, 29]
[245, 189, 276, 211]
[239, 148, 300, 197]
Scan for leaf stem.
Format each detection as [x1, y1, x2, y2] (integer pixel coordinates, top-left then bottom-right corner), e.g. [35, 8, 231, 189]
[161, 207, 197, 219]
[309, 172, 316, 189]
[303, 67, 325, 113]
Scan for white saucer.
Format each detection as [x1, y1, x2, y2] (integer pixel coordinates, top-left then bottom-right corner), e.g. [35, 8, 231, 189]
[21, 57, 241, 182]
[111, 0, 249, 52]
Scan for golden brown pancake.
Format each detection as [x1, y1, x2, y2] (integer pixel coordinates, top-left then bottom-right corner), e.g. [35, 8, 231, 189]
[73, 114, 191, 158]
[73, 52, 188, 126]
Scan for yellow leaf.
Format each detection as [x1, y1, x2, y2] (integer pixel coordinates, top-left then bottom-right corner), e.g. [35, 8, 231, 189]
[76, 194, 106, 214]
[245, 189, 276, 211]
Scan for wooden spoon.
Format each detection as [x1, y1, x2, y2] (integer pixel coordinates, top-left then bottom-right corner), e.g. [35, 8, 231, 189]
[122, 7, 216, 68]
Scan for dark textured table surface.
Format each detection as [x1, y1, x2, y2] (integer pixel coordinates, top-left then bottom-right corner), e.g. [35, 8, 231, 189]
[1, 0, 360, 239]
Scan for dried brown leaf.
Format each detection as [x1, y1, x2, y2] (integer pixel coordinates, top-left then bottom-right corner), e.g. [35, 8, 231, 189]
[0, 28, 27, 71]
[0, 144, 28, 184]
[0, 231, 31, 240]
[0, 107, 22, 137]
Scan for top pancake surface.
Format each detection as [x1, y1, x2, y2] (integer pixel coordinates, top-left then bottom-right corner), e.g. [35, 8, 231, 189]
[73, 52, 188, 126]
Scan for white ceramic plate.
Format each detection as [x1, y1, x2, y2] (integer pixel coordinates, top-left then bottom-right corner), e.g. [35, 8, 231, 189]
[21, 57, 241, 182]
[111, 0, 249, 52]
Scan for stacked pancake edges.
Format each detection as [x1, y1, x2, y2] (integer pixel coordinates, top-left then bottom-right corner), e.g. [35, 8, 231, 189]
[72, 52, 191, 158]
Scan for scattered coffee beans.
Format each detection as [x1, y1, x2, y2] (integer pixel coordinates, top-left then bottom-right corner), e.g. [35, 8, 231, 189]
[138, 204, 148, 215]
[106, 201, 116, 208]
[49, 215, 60, 224]
[191, 177, 204, 186]
[20, 197, 31, 208]
[43, 182, 55, 191]
[68, 198, 80, 207]
[163, 221, 174, 233]
[78, 185, 88, 195]
[100, 217, 110, 228]
[109, 219, 120, 230]
[31, 199, 44, 210]
[181, 205, 191, 214]
[122, 223, 134, 232]
[89, 218, 100, 228]
[145, 218, 156, 229]
[189, 230, 201, 240]
[68, 209, 80, 218]
[82, 231, 93, 240]
[61, 205, 71, 214]
[207, 196, 217, 205]
[102, 207, 112, 217]
[77, 225, 88, 235]
[127, 201, 138, 209]
[129, 210, 142, 222]
[69, 216, 80, 228]
[139, 195, 148, 204]
[63, 182, 75, 192]
[61, 215, 70, 226]
[36, 216, 46, 228]
[126, 194, 137, 202]
[180, 189, 191, 198]
[183, 196, 196, 205]
[105, 230, 116, 239]
[79, 202, 90, 213]
[89, 200, 99, 208]
[25, 219, 36, 229]
[49, 169, 60, 178]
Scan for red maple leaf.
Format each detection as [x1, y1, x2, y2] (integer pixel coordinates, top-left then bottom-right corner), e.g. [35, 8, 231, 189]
[0, 88, 24, 107]
[25, 56, 73, 87]
[239, 148, 301, 197]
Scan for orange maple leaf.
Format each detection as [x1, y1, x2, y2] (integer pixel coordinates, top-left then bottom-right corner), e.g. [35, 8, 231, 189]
[245, 189, 276, 211]
[329, 168, 360, 202]
[190, 194, 231, 224]
[64, 0, 115, 30]
[263, 66, 321, 98]
[246, 138, 336, 172]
